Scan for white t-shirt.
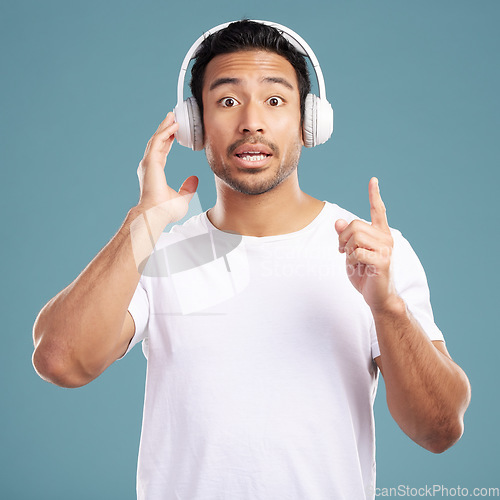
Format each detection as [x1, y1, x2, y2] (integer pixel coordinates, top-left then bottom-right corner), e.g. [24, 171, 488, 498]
[124, 201, 444, 500]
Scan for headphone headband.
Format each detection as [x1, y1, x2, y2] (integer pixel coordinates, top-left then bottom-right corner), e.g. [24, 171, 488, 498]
[174, 20, 333, 150]
[176, 20, 328, 111]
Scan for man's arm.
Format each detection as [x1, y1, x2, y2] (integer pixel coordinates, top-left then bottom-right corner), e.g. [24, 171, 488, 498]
[32, 112, 198, 388]
[335, 177, 471, 453]
[373, 303, 470, 453]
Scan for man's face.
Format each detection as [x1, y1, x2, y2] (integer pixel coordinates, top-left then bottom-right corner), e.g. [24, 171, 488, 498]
[202, 50, 303, 196]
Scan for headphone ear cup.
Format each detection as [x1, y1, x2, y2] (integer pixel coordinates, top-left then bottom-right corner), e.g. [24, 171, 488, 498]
[315, 96, 334, 146]
[302, 94, 316, 148]
[173, 100, 192, 149]
[174, 97, 204, 150]
[186, 96, 204, 151]
[302, 94, 334, 147]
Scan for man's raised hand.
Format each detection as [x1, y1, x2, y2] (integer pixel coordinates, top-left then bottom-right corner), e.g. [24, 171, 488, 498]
[130, 112, 199, 273]
[136, 111, 198, 223]
[334, 178, 397, 313]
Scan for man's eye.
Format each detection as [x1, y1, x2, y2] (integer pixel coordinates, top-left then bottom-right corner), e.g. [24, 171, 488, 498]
[221, 97, 238, 107]
[267, 97, 284, 107]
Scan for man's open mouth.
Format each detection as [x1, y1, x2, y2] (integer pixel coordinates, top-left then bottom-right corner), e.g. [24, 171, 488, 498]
[235, 152, 271, 162]
[233, 143, 274, 164]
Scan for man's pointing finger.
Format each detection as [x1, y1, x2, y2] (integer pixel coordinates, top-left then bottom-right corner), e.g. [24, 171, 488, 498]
[369, 177, 389, 230]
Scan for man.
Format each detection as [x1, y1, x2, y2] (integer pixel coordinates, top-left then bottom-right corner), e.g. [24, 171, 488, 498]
[33, 20, 470, 499]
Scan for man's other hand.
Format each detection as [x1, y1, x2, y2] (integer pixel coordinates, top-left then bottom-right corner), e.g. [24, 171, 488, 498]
[335, 177, 397, 313]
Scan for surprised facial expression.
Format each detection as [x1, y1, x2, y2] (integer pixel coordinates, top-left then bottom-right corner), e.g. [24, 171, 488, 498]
[202, 50, 304, 196]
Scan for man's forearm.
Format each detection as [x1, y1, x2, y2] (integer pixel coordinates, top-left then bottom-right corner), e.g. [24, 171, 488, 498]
[373, 296, 471, 453]
[32, 205, 169, 387]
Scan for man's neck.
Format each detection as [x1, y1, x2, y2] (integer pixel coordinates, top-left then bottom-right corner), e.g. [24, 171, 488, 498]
[207, 175, 325, 237]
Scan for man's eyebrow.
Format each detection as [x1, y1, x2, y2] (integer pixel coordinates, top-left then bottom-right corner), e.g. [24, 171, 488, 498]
[209, 77, 241, 91]
[208, 76, 295, 91]
[262, 77, 295, 90]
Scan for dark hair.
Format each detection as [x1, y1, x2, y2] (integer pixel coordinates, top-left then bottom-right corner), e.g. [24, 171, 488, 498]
[189, 20, 311, 124]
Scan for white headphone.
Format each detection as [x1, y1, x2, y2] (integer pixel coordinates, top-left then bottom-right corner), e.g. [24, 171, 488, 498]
[173, 20, 334, 151]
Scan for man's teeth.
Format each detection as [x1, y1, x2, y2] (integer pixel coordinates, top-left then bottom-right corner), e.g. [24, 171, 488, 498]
[239, 154, 268, 161]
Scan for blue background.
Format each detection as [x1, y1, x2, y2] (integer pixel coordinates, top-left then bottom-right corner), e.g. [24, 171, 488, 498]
[1, 0, 498, 498]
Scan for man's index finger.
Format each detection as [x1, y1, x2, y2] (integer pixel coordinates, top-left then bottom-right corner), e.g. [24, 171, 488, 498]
[369, 177, 389, 229]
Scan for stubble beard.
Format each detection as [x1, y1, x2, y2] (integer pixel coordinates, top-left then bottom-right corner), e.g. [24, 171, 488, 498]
[205, 137, 303, 196]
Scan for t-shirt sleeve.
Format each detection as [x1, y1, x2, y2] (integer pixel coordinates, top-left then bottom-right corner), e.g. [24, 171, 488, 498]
[371, 230, 445, 359]
[119, 279, 149, 358]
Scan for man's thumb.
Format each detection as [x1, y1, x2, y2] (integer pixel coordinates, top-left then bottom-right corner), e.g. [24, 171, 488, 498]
[178, 176, 199, 200]
[335, 219, 349, 235]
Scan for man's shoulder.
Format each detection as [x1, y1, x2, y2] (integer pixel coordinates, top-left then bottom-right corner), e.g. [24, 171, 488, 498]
[322, 201, 359, 224]
[155, 211, 209, 247]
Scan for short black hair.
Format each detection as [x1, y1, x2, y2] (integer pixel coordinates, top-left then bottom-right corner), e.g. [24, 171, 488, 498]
[189, 20, 311, 124]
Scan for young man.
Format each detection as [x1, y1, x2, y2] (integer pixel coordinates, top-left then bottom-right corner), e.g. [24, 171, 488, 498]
[33, 20, 470, 499]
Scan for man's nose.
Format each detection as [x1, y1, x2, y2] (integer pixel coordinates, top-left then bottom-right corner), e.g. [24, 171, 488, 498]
[238, 100, 265, 135]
